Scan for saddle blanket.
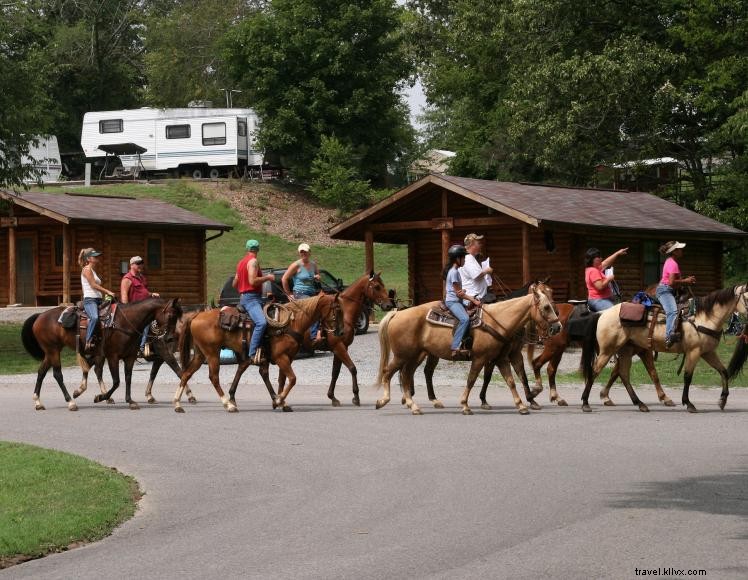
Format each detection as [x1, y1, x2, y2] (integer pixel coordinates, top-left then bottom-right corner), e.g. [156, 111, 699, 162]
[426, 303, 483, 329]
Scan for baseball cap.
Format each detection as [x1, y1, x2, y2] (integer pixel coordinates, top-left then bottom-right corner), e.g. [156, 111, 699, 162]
[130, 256, 144, 265]
[85, 250, 102, 258]
[666, 241, 686, 254]
[298, 243, 310, 253]
[246, 239, 260, 251]
[464, 233, 484, 246]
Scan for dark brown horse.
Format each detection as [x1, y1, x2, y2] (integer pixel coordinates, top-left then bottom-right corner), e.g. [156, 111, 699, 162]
[21, 297, 182, 411]
[173, 293, 342, 413]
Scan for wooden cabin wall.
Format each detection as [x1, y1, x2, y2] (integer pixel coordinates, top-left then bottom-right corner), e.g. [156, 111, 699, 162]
[0, 229, 8, 305]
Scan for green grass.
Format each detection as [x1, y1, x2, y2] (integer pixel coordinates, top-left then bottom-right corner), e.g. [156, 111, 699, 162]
[555, 339, 748, 387]
[0, 442, 139, 567]
[0, 324, 77, 375]
[61, 181, 408, 302]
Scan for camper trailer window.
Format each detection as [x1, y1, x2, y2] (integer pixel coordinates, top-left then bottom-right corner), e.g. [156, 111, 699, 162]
[238, 121, 247, 137]
[166, 124, 191, 139]
[202, 122, 226, 146]
[99, 119, 123, 133]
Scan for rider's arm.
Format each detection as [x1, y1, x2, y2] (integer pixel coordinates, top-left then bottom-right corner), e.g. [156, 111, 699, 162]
[120, 277, 132, 303]
[669, 273, 696, 286]
[248, 258, 273, 287]
[282, 261, 299, 295]
[83, 267, 115, 297]
[601, 247, 628, 270]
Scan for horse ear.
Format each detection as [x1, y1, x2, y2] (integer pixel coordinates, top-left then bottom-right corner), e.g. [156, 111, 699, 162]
[542, 276, 551, 284]
[368, 270, 375, 280]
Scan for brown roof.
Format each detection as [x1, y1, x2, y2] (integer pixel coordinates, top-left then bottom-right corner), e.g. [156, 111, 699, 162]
[0, 190, 231, 231]
[330, 174, 745, 239]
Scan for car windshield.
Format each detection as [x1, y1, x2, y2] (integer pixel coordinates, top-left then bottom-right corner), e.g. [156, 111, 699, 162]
[318, 270, 339, 288]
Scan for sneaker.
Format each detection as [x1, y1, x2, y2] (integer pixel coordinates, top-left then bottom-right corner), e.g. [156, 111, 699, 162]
[250, 348, 266, 365]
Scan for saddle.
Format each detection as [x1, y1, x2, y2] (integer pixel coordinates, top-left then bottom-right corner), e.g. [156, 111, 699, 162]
[620, 295, 692, 347]
[57, 301, 116, 353]
[426, 302, 483, 330]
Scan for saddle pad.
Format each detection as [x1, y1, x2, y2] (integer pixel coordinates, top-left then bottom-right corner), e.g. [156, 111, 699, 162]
[426, 306, 483, 329]
[619, 302, 647, 326]
[566, 311, 600, 342]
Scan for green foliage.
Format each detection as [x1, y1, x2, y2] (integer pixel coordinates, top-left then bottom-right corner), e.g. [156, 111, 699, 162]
[309, 135, 373, 212]
[0, 324, 76, 375]
[0, 442, 138, 561]
[224, 0, 415, 183]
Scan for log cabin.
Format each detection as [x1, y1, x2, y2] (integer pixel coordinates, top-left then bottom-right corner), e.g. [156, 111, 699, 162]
[330, 175, 746, 304]
[0, 190, 231, 306]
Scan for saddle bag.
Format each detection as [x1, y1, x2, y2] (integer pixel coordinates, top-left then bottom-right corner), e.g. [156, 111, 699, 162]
[619, 302, 647, 327]
[58, 306, 78, 329]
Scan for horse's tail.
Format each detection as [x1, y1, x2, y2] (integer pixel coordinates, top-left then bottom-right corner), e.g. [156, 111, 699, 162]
[727, 337, 748, 380]
[21, 314, 44, 360]
[376, 310, 397, 387]
[580, 313, 601, 385]
[179, 313, 195, 369]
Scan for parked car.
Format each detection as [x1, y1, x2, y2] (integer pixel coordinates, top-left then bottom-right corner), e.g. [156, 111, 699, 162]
[217, 268, 370, 334]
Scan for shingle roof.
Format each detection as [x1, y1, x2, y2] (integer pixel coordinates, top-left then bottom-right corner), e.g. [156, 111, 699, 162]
[330, 174, 745, 239]
[0, 190, 231, 230]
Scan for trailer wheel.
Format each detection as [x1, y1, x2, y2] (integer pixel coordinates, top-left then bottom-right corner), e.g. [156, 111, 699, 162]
[209, 168, 221, 179]
[192, 168, 204, 179]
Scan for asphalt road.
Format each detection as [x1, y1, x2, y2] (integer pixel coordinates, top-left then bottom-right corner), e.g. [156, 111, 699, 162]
[2, 332, 748, 579]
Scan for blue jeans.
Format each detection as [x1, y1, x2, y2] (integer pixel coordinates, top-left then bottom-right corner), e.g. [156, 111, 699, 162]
[140, 325, 149, 350]
[294, 291, 320, 339]
[83, 297, 101, 343]
[588, 298, 615, 312]
[656, 284, 677, 338]
[240, 293, 267, 357]
[446, 300, 470, 350]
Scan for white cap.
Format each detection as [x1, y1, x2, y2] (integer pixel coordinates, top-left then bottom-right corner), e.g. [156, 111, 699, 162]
[298, 243, 311, 253]
[130, 256, 144, 265]
[666, 241, 686, 254]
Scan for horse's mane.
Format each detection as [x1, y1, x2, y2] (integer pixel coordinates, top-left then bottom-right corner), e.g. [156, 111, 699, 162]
[695, 286, 738, 314]
[287, 294, 325, 319]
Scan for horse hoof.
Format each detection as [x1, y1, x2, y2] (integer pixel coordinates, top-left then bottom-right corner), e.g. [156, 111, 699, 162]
[638, 404, 650, 413]
[35, 404, 46, 411]
[106, 398, 115, 405]
[174, 406, 185, 414]
[411, 408, 423, 415]
[557, 399, 568, 406]
[72, 390, 81, 399]
[686, 405, 698, 414]
[227, 406, 238, 413]
[480, 403, 492, 410]
[662, 398, 675, 407]
[602, 399, 615, 406]
[518, 407, 530, 415]
[93, 394, 105, 404]
[188, 397, 197, 404]
[352, 398, 361, 407]
[146, 396, 156, 404]
[400, 397, 407, 406]
[529, 401, 542, 411]
[433, 400, 445, 409]
[582, 404, 592, 413]
[331, 399, 341, 407]
[68, 402, 78, 412]
[129, 402, 140, 410]
[462, 408, 473, 415]
[719, 398, 727, 410]
[282, 405, 293, 413]
[375, 399, 387, 410]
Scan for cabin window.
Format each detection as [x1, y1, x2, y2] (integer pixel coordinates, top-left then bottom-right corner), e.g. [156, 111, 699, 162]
[166, 124, 191, 139]
[643, 241, 664, 285]
[238, 120, 247, 137]
[53, 235, 64, 269]
[99, 119, 123, 133]
[202, 122, 226, 146]
[146, 237, 163, 270]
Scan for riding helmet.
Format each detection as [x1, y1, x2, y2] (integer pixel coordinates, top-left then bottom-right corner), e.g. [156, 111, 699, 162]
[448, 244, 468, 260]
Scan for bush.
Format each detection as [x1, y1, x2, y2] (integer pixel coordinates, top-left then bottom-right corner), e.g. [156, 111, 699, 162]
[309, 135, 372, 213]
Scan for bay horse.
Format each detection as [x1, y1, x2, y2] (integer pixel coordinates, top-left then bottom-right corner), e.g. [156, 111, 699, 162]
[20, 297, 182, 411]
[376, 283, 562, 415]
[581, 284, 748, 413]
[173, 293, 342, 413]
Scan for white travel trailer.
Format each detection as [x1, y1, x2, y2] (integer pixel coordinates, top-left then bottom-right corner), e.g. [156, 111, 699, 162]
[23, 135, 63, 183]
[80, 107, 263, 178]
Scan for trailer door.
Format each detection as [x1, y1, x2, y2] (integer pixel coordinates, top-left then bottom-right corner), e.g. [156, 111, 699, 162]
[237, 118, 248, 161]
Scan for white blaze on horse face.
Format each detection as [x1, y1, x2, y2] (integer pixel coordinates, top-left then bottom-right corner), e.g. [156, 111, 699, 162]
[736, 285, 748, 316]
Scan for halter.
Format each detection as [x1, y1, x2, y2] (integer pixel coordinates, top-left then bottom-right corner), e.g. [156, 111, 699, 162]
[339, 276, 388, 308]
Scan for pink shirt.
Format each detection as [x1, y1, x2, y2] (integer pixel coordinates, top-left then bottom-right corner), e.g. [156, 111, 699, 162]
[585, 266, 612, 300]
[660, 257, 681, 286]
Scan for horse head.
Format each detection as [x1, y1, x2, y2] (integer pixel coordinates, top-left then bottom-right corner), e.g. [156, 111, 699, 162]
[154, 297, 182, 335]
[529, 283, 562, 336]
[365, 271, 395, 311]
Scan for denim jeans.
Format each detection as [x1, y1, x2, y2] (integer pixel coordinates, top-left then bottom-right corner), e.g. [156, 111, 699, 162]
[240, 293, 267, 357]
[656, 284, 677, 338]
[83, 297, 101, 343]
[446, 300, 470, 350]
[294, 291, 320, 339]
[140, 325, 149, 350]
[588, 298, 615, 312]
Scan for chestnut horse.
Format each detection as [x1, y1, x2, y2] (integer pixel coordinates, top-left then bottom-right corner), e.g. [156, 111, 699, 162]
[376, 284, 562, 415]
[173, 293, 342, 413]
[581, 284, 748, 413]
[20, 297, 182, 411]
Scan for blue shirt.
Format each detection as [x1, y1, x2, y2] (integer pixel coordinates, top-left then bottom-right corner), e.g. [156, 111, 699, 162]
[292, 260, 317, 295]
[445, 267, 462, 302]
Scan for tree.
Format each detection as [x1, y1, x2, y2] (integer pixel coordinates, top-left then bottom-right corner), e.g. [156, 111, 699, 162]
[224, 0, 415, 186]
[309, 135, 372, 213]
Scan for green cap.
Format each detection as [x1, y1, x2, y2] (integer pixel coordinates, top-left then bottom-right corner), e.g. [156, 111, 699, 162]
[246, 239, 260, 251]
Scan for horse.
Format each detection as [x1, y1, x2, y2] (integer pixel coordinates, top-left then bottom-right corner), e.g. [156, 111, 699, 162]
[375, 283, 562, 415]
[20, 297, 182, 411]
[173, 293, 342, 413]
[580, 284, 748, 413]
[306, 272, 394, 407]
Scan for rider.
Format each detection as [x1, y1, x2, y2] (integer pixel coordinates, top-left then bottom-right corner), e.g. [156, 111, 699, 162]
[282, 243, 322, 343]
[656, 241, 696, 348]
[460, 233, 493, 305]
[233, 239, 274, 364]
[121, 255, 160, 358]
[584, 247, 628, 311]
[445, 244, 481, 360]
[79, 248, 116, 353]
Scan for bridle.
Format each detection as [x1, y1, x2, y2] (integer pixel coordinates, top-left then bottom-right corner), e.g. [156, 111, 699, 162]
[319, 296, 344, 337]
[531, 285, 561, 329]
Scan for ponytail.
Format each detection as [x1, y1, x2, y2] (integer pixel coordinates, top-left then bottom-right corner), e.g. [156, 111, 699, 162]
[78, 248, 94, 268]
[659, 241, 675, 256]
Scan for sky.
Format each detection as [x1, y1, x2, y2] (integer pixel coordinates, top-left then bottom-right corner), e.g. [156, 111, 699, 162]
[404, 78, 427, 131]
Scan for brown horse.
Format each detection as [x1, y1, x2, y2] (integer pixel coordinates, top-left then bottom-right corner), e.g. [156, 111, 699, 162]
[376, 284, 562, 415]
[20, 297, 182, 411]
[173, 293, 342, 413]
[581, 284, 748, 413]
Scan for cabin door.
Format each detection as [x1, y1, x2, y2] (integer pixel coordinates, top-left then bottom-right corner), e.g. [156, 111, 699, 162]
[15, 234, 37, 305]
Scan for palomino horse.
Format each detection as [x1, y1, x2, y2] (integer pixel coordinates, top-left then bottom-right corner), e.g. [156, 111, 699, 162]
[173, 293, 342, 413]
[581, 284, 748, 413]
[376, 284, 562, 415]
[20, 297, 182, 411]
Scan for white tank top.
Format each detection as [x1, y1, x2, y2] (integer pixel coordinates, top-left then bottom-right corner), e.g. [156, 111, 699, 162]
[81, 266, 102, 299]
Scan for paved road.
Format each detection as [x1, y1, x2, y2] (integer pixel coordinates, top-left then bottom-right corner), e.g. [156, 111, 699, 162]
[2, 333, 747, 579]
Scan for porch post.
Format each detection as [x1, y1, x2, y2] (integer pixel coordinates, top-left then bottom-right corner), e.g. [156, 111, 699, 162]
[62, 223, 70, 304]
[521, 222, 530, 283]
[364, 229, 374, 273]
[8, 226, 16, 305]
[441, 190, 449, 269]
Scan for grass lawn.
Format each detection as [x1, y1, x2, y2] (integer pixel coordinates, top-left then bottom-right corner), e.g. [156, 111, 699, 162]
[554, 339, 748, 387]
[0, 324, 77, 375]
[0, 441, 139, 568]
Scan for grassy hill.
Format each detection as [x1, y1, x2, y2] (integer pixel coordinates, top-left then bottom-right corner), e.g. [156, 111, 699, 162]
[61, 180, 408, 302]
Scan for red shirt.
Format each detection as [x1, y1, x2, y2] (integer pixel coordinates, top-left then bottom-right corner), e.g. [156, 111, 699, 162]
[585, 266, 612, 300]
[123, 271, 151, 302]
[236, 252, 262, 294]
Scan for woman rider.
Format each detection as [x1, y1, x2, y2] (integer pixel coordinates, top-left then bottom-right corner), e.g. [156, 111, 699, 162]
[282, 243, 322, 343]
[79, 248, 116, 353]
[445, 244, 481, 360]
[584, 247, 628, 312]
[656, 241, 695, 348]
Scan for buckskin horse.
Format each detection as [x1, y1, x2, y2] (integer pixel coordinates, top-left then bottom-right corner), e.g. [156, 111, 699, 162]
[581, 284, 748, 413]
[21, 297, 182, 411]
[376, 283, 562, 415]
[173, 292, 342, 413]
